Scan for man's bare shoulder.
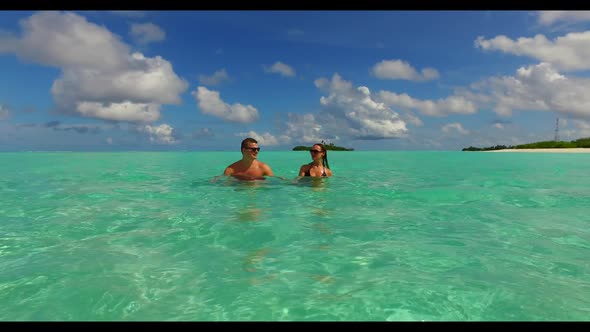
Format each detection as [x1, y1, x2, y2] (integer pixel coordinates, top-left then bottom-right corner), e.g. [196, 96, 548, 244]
[258, 160, 274, 171]
[256, 160, 270, 167]
[224, 160, 242, 175]
[256, 160, 273, 176]
[227, 160, 242, 168]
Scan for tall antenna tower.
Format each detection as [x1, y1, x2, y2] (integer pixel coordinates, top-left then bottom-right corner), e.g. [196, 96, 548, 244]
[554, 117, 560, 142]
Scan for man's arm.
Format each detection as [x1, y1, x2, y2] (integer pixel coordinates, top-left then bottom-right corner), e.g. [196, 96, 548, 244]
[263, 163, 273, 176]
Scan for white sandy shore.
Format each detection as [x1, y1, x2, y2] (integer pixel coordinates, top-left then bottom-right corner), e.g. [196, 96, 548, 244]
[486, 148, 590, 153]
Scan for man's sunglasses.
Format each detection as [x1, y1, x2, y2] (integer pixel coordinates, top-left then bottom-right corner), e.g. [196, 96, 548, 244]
[309, 149, 323, 154]
[244, 147, 260, 152]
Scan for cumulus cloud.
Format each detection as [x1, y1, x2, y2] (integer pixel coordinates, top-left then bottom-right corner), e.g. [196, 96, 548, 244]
[537, 11, 590, 26]
[130, 22, 166, 45]
[0, 11, 187, 123]
[563, 119, 590, 138]
[73, 101, 162, 122]
[192, 86, 259, 123]
[264, 61, 296, 77]
[140, 123, 177, 144]
[371, 59, 439, 81]
[377, 91, 477, 117]
[442, 123, 470, 135]
[491, 119, 511, 130]
[475, 31, 590, 72]
[469, 62, 590, 118]
[236, 131, 281, 146]
[0, 105, 9, 120]
[314, 73, 407, 140]
[198, 68, 230, 86]
[282, 113, 326, 144]
[402, 112, 424, 126]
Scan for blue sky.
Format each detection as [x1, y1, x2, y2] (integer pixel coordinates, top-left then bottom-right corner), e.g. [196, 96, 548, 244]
[2, 10, 590, 151]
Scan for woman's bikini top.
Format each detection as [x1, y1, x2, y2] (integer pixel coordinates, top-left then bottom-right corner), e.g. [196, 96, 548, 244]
[304, 163, 327, 177]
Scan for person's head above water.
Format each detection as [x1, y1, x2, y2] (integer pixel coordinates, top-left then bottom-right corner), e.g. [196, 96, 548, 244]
[310, 143, 330, 168]
[223, 137, 273, 178]
[240, 137, 260, 160]
[298, 143, 333, 177]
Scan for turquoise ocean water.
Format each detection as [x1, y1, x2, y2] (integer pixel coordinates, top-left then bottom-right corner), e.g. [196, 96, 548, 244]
[0, 151, 589, 321]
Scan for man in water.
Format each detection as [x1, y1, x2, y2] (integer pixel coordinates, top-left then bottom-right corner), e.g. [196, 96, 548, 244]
[223, 138, 273, 180]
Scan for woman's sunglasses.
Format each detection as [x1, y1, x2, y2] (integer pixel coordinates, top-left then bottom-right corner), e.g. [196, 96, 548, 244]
[309, 149, 323, 154]
[244, 147, 260, 152]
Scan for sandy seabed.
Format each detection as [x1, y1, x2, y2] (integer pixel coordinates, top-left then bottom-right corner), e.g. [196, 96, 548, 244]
[486, 148, 590, 153]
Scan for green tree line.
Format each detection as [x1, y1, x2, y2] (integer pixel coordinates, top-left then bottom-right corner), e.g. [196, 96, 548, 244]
[292, 142, 354, 151]
[462, 137, 590, 151]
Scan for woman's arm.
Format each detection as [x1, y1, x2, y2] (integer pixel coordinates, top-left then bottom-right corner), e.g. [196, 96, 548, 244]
[298, 165, 306, 177]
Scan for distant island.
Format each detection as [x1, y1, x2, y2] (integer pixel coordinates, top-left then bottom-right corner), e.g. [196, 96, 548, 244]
[292, 142, 354, 151]
[462, 137, 590, 151]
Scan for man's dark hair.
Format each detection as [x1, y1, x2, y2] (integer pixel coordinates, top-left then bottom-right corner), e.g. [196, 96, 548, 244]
[241, 137, 258, 149]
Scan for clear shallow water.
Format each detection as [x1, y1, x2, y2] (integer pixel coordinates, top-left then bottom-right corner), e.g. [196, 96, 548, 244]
[0, 151, 589, 321]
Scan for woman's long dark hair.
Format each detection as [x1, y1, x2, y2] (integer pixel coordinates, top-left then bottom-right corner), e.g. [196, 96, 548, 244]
[314, 143, 330, 169]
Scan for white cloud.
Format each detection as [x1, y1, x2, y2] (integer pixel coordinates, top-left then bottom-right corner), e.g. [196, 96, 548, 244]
[378, 91, 477, 117]
[198, 68, 230, 86]
[314, 73, 407, 140]
[371, 59, 439, 81]
[282, 113, 325, 144]
[442, 123, 470, 135]
[0, 105, 9, 120]
[475, 31, 590, 71]
[402, 112, 424, 126]
[130, 23, 166, 45]
[493, 123, 504, 129]
[0, 12, 187, 123]
[237, 131, 280, 146]
[566, 119, 590, 138]
[192, 86, 259, 123]
[140, 123, 177, 144]
[75, 101, 161, 122]
[469, 62, 590, 118]
[537, 11, 590, 26]
[0, 12, 129, 70]
[278, 74, 410, 144]
[572, 119, 590, 130]
[264, 61, 296, 77]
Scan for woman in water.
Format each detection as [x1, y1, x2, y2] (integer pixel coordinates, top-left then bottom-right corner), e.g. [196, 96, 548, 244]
[298, 143, 333, 177]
